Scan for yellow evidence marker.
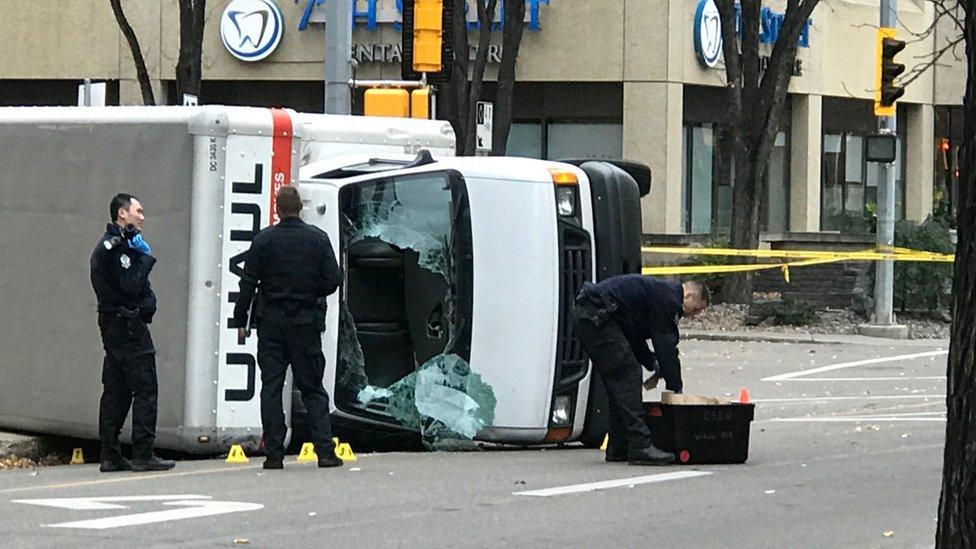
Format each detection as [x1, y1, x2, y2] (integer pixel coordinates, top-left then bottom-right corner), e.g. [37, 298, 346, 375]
[332, 437, 358, 462]
[70, 448, 85, 465]
[297, 442, 318, 462]
[226, 444, 249, 464]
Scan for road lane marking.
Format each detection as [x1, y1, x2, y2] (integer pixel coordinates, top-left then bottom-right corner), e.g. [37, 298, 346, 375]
[762, 350, 948, 382]
[0, 464, 261, 496]
[753, 394, 945, 404]
[513, 471, 712, 497]
[12, 494, 209, 510]
[779, 376, 946, 382]
[12, 495, 263, 529]
[771, 416, 946, 423]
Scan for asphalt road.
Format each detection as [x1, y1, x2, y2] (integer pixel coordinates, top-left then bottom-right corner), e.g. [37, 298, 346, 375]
[0, 336, 949, 548]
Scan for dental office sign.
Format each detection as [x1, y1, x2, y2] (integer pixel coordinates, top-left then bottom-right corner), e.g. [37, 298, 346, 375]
[694, 0, 812, 68]
[221, 0, 285, 61]
[296, 0, 549, 32]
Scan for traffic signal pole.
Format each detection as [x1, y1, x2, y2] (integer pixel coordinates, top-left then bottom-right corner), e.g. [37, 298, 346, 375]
[873, 0, 899, 329]
[325, 0, 353, 115]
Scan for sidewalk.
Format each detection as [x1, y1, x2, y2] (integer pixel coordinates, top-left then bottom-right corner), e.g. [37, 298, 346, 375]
[683, 328, 950, 347]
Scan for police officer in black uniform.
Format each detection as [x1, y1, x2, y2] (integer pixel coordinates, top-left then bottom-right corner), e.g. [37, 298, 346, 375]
[573, 275, 710, 466]
[232, 186, 344, 470]
[90, 193, 175, 473]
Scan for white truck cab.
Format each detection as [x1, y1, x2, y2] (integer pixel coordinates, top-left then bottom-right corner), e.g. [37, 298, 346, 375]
[296, 152, 649, 448]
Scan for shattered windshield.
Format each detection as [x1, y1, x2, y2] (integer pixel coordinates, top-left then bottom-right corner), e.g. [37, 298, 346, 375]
[335, 171, 492, 449]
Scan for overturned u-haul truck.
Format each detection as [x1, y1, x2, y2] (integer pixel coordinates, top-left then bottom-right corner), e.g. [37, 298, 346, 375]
[0, 106, 647, 453]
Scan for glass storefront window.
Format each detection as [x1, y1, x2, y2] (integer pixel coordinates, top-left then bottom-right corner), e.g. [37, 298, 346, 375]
[547, 123, 623, 160]
[504, 121, 622, 161]
[506, 123, 543, 159]
[765, 132, 791, 233]
[681, 124, 789, 235]
[821, 132, 905, 232]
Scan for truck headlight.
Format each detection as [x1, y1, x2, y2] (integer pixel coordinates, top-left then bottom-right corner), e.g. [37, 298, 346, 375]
[556, 187, 576, 217]
[551, 395, 572, 426]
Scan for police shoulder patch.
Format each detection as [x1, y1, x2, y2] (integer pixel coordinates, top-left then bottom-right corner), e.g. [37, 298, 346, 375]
[120, 254, 132, 269]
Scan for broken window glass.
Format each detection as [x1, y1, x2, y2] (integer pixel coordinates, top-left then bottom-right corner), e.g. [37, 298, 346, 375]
[334, 172, 492, 449]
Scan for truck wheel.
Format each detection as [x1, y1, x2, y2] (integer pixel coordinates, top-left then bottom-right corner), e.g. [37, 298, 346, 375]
[578, 370, 609, 448]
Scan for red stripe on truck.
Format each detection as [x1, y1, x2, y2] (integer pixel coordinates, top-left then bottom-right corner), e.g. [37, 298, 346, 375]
[269, 109, 293, 224]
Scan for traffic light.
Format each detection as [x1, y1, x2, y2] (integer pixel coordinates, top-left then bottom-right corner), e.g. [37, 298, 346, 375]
[875, 28, 906, 117]
[401, 0, 454, 83]
[411, 87, 431, 119]
[364, 89, 410, 118]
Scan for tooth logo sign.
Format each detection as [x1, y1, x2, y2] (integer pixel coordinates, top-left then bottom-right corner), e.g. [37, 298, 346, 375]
[221, 0, 284, 62]
[694, 0, 723, 68]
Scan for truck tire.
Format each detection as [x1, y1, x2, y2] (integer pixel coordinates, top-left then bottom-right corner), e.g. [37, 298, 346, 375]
[573, 160, 646, 448]
[578, 370, 609, 448]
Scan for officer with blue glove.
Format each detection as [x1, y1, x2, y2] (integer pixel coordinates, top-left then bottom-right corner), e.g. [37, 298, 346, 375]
[90, 193, 174, 473]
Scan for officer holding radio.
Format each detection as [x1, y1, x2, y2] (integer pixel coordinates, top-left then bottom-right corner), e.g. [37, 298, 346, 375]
[90, 193, 174, 473]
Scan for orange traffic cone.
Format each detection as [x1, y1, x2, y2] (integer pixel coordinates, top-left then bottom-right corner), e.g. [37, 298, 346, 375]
[738, 387, 751, 404]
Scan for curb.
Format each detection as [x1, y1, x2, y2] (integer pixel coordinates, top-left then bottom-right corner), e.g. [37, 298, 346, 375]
[0, 432, 55, 462]
[682, 329, 949, 346]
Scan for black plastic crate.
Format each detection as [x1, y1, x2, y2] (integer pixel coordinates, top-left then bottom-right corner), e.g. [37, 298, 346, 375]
[642, 401, 756, 464]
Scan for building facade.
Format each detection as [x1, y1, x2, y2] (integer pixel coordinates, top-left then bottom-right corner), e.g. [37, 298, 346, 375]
[0, 0, 965, 235]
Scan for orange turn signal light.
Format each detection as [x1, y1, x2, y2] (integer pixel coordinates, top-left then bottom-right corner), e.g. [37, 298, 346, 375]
[549, 169, 578, 186]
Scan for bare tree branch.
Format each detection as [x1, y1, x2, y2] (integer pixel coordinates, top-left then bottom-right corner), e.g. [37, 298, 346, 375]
[901, 32, 966, 88]
[109, 0, 155, 105]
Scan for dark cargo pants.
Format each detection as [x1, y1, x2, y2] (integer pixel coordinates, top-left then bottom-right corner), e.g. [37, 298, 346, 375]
[97, 314, 158, 461]
[573, 292, 654, 457]
[257, 313, 334, 461]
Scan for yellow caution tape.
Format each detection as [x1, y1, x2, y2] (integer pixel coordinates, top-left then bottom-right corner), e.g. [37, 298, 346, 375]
[640, 246, 953, 280]
[641, 246, 954, 262]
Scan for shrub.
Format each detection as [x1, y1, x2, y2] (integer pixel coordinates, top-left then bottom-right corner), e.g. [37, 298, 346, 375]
[682, 233, 729, 304]
[754, 297, 818, 326]
[893, 216, 954, 312]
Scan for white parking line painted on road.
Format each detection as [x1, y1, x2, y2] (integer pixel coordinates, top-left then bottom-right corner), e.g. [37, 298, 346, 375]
[779, 376, 946, 382]
[512, 471, 712, 497]
[762, 350, 948, 382]
[0, 464, 261, 496]
[753, 394, 946, 404]
[771, 416, 946, 423]
[13, 495, 263, 530]
[12, 495, 209, 510]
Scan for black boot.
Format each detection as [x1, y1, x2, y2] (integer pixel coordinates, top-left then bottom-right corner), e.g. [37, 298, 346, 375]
[318, 453, 344, 468]
[130, 455, 176, 472]
[263, 459, 284, 470]
[605, 444, 629, 463]
[99, 456, 133, 473]
[628, 445, 675, 466]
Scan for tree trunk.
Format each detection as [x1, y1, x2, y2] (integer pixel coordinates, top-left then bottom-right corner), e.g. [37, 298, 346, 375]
[936, 3, 976, 545]
[446, 0, 471, 153]
[715, 0, 819, 304]
[175, 0, 206, 101]
[109, 0, 155, 106]
[463, 0, 498, 156]
[491, 0, 526, 156]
